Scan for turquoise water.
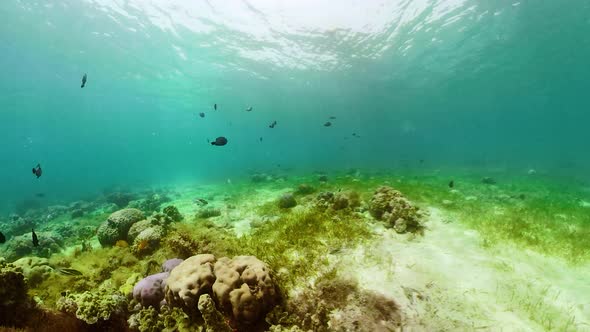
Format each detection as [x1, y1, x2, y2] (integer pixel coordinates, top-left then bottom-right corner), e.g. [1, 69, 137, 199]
[1, 1, 589, 211]
[2, 2, 590, 330]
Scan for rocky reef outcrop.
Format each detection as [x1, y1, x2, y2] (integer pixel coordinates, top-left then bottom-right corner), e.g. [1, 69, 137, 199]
[369, 186, 423, 233]
[97, 208, 145, 247]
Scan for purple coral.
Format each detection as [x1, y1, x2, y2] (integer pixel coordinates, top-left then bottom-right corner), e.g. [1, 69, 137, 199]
[162, 258, 183, 273]
[132, 272, 169, 307]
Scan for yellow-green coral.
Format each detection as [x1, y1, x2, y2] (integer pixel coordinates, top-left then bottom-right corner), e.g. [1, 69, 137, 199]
[128, 305, 194, 332]
[56, 281, 127, 324]
[198, 294, 232, 332]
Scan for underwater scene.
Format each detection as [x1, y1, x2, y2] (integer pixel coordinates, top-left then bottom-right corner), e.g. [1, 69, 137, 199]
[1, 0, 590, 331]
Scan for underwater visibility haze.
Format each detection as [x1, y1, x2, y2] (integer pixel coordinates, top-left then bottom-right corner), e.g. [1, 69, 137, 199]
[1, 0, 590, 331]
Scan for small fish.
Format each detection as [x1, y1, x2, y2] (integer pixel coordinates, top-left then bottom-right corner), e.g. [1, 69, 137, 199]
[211, 136, 228, 146]
[259, 137, 263, 142]
[0, 231, 5, 244]
[214, 103, 217, 110]
[81, 73, 87, 88]
[269, 120, 277, 128]
[54, 267, 83, 276]
[481, 177, 496, 185]
[32, 228, 39, 247]
[195, 198, 208, 206]
[324, 121, 332, 127]
[207, 138, 210, 143]
[329, 116, 336, 119]
[246, 106, 253, 112]
[448, 180, 454, 188]
[32, 164, 42, 178]
[419, 159, 425, 164]
[35, 193, 45, 198]
[199, 112, 205, 118]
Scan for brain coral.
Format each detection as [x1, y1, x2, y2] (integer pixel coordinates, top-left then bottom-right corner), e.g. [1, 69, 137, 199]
[164, 254, 216, 314]
[212, 256, 279, 324]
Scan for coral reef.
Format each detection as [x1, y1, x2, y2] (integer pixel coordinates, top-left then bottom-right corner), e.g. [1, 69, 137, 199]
[97, 208, 145, 247]
[294, 184, 315, 195]
[163, 205, 183, 222]
[314, 191, 361, 212]
[133, 272, 169, 307]
[128, 305, 192, 332]
[0, 231, 63, 261]
[196, 207, 222, 219]
[133, 225, 165, 255]
[165, 254, 216, 315]
[212, 256, 279, 325]
[198, 294, 233, 332]
[12, 256, 53, 287]
[0, 257, 34, 327]
[128, 192, 171, 213]
[277, 193, 297, 209]
[56, 281, 127, 325]
[119, 273, 143, 297]
[105, 192, 137, 208]
[1, 214, 35, 237]
[369, 186, 423, 233]
[162, 258, 184, 273]
[166, 232, 201, 259]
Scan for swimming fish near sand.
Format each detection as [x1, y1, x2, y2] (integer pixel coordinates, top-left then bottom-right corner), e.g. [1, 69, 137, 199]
[81, 73, 87, 88]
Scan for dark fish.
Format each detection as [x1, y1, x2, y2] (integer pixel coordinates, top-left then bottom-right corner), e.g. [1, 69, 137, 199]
[0, 231, 5, 244]
[329, 116, 336, 119]
[481, 177, 496, 185]
[207, 138, 210, 143]
[246, 107, 253, 112]
[195, 198, 208, 206]
[449, 180, 454, 188]
[211, 136, 228, 146]
[214, 103, 217, 110]
[32, 164, 42, 178]
[324, 121, 332, 127]
[269, 120, 277, 128]
[81, 73, 87, 88]
[259, 137, 263, 142]
[54, 267, 83, 276]
[419, 159, 425, 164]
[35, 193, 45, 198]
[32, 228, 39, 247]
[199, 112, 205, 118]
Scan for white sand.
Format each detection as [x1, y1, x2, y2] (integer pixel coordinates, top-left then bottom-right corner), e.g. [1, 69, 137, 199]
[334, 208, 590, 331]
